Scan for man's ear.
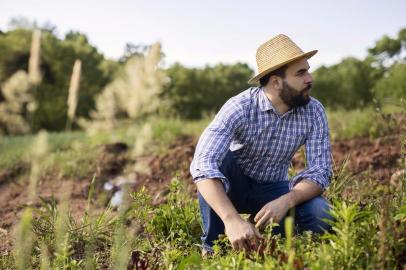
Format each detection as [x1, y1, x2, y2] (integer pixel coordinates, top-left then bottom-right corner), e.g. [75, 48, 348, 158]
[270, 75, 283, 91]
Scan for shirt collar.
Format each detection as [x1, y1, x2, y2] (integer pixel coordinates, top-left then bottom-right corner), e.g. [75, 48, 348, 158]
[259, 87, 277, 112]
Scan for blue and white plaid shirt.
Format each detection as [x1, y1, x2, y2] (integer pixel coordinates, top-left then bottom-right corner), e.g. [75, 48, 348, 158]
[190, 87, 332, 192]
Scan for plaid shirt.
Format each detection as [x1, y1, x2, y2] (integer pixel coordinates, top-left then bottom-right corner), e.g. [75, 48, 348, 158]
[190, 87, 332, 192]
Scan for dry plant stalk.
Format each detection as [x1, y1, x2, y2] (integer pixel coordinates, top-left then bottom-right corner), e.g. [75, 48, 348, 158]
[78, 86, 117, 135]
[54, 182, 72, 264]
[66, 59, 82, 130]
[13, 130, 48, 269]
[28, 30, 42, 85]
[79, 42, 166, 134]
[28, 130, 49, 203]
[130, 123, 153, 174]
[39, 242, 50, 270]
[132, 123, 152, 157]
[13, 208, 34, 270]
[377, 193, 390, 269]
[111, 185, 135, 270]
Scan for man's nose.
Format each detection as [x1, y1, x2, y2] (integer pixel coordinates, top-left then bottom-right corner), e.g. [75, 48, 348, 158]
[304, 73, 313, 85]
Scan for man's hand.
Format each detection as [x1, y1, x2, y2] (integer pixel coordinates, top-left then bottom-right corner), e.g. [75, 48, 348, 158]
[196, 179, 263, 252]
[224, 216, 263, 251]
[254, 196, 291, 229]
[254, 180, 323, 229]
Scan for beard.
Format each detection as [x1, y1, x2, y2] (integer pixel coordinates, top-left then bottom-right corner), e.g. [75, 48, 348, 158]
[279, 81, 312, 108]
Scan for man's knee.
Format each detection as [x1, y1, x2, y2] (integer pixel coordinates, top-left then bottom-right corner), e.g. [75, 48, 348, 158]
[296, 196, 333, 234]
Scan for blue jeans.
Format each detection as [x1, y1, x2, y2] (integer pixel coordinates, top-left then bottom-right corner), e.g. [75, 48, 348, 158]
[198, 151, 333, 251]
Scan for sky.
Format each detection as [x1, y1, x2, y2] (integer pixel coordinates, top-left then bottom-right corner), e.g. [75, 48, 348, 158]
[1, 0, 405, 71]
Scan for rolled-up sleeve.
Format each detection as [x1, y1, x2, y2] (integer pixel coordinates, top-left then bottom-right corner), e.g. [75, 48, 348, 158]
[289, 105, 332, 190]
[190, 98, 244, 192]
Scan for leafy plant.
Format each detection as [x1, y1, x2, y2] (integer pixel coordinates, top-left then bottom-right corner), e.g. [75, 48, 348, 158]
[146, 178, 201, 248]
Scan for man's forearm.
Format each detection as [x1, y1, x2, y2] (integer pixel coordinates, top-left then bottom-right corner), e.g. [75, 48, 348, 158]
[196, 178, 242, 223]
[282, 179, 322, 208]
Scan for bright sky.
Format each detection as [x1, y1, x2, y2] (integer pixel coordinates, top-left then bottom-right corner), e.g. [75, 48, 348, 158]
[1, 0, 405, 71]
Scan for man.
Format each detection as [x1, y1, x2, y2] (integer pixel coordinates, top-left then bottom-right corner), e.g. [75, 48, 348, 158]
[190, 34, 333, 254]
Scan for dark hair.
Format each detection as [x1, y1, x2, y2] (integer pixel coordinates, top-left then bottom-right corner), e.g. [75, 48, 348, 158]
[259, 65, 287, 87]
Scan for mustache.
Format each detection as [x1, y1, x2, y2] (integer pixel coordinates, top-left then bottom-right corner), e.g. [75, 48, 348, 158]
[301, 84, 312, 93]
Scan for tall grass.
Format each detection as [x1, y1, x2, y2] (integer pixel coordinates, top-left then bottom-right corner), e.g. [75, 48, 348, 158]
[327, 103, 404, 140]
[0, 114, 211, 173]
[79, 42, 166, 135]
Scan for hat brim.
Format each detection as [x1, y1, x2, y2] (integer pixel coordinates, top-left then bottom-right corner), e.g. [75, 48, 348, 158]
[248, 50, 318, 85]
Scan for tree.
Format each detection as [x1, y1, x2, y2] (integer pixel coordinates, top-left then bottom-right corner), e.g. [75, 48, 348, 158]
[368, 28, 406, 68]
[312, 57, 377, 109]
[373, 63, 406, 102]
[162, 62, 253, 118]
[366, 28, 406, 102]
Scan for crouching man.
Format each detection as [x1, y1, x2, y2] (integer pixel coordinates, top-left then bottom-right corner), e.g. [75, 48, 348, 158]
[190, 34, 333, 255]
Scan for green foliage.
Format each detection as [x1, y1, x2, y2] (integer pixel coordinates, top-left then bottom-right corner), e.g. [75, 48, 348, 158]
[177, 252, 201, 270]
[327, 155, 352, 201]
[327, 107, 383, 139]
[146, 178, 201, 247]
[394, 202, 406, 222]
[368, 35, 402, 58]
[312, 57, 377, 109]
[373, 62, 406, 101]
[321, 201, 374, 269]
[368, 27, 406, 61]
[162, 62, 253, 119]
[129, 186, 153, 227]
[327, 105, 403, 140]
[365, 27, 406, 104]
[311, 27, 406, 110]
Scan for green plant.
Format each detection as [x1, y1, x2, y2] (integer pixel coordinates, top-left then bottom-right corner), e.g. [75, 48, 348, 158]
[321, 200, 374, 269]
[327, 154, 352, 201]
[147, 178, 201, 248]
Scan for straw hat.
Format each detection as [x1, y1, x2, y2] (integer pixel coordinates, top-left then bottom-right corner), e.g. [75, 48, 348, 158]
[248, 34, 317, 84]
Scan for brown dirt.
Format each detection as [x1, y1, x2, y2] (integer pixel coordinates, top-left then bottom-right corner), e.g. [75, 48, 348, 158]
[292, 135, 402, 182]
[132, 135, 197, 204]
[0, 134, 403, 255]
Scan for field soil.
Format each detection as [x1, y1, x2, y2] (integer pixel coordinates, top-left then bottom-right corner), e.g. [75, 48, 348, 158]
[0, 134, 402, 254]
